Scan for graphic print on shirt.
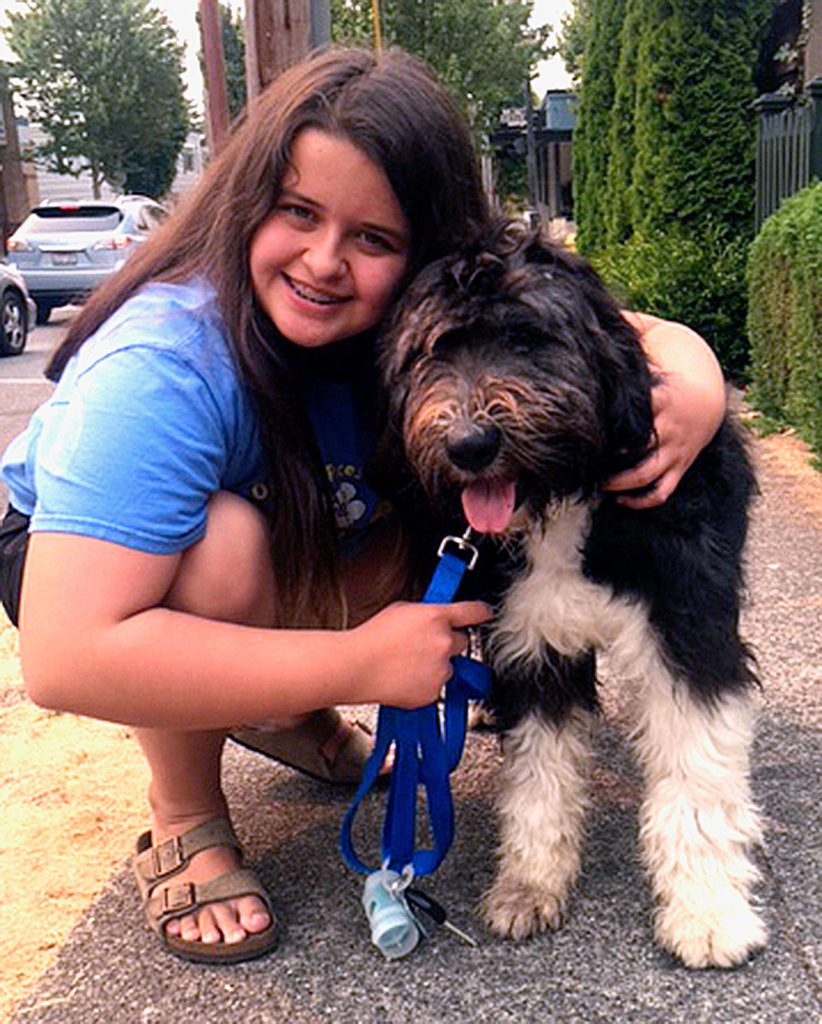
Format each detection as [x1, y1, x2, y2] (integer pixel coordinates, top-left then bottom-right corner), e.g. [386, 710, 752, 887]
[327, 463, 367, 530]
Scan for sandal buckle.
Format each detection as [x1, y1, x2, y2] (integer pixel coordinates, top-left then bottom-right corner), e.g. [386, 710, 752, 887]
[152, 835, 185, 878]
[162, 882, 195, 913]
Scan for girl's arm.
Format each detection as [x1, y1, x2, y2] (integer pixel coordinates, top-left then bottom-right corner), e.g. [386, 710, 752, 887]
[602, 311, 726, 508]
[19, 532, 490, 729]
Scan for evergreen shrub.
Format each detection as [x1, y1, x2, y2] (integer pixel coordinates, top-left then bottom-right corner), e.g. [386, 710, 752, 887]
[747, 181, 822, 458]
[592, 225, 751, 379]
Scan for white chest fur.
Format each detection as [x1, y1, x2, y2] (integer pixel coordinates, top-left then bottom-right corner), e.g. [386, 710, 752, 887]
[491, 502, 651, 673]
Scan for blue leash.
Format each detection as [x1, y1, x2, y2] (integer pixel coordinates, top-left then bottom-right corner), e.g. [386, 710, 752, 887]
[340, 529, 491, 879]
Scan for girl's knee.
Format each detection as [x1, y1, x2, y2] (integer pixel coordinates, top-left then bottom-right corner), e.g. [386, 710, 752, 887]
[166, 492, 275, 625]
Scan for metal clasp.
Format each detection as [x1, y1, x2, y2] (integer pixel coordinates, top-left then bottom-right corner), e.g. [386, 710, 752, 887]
[151, 835, 185, 879]
[437, 527, 479, 571]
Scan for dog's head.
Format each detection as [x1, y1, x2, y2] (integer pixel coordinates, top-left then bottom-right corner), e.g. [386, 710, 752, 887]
[379, 222, 655, 533]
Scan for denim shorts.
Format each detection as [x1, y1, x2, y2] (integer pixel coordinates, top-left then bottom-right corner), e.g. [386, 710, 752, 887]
[0, 506, 30, 627]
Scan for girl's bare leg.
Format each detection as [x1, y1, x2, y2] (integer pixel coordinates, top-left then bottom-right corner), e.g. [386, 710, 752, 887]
[134, 497, 408, 945]
[134, 491, 276, 945]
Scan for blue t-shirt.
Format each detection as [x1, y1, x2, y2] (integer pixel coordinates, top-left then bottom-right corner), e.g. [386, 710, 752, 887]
[1, 279, 381, 554]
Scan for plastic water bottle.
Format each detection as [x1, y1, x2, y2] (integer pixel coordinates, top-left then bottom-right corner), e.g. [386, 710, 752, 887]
[362, 869, 420, 959]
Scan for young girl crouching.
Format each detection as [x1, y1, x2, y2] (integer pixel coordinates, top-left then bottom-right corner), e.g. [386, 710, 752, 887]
[0, 46, 726, 964]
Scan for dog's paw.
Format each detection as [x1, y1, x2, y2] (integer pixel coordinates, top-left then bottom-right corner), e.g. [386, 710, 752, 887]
[481, 877, 567, 939]
[655, 892, 767, 968]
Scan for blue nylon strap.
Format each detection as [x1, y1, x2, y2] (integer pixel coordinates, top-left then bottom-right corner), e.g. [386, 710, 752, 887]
[340, 543, 491, 877]
[423, 550, 471, 605]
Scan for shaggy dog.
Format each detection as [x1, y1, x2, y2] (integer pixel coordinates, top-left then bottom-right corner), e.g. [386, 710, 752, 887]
[378, 223, 765, 968]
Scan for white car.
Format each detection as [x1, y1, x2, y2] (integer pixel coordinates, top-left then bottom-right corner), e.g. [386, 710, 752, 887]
[0, 262, 36, 356]
[7, 195, 167, 324]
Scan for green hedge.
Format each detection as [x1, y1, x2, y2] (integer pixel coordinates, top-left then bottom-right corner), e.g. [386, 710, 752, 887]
[747, 181, 822, 457]
[592, 225, 751, 380]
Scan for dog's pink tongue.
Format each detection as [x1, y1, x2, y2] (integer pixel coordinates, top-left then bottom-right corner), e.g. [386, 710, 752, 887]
[461, 481, 516, 534]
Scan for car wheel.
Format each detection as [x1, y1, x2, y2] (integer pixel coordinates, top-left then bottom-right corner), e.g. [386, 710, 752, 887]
[35, 300, 53, 325]
[0, 290, 27, 356]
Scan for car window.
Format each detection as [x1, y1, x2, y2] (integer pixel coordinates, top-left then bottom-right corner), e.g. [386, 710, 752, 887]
[26, 206, 122, 233]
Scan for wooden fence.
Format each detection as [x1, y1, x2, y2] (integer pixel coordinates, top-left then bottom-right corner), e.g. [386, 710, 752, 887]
[754, 78, 822, 229]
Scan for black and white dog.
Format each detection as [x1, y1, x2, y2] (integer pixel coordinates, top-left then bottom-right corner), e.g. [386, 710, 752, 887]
[379, 223, 765, 968]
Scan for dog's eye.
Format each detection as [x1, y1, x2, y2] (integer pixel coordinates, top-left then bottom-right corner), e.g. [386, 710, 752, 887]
[431, 331, 467, 357]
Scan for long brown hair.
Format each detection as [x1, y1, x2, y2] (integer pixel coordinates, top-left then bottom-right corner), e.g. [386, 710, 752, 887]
[47, 46, 490, 627]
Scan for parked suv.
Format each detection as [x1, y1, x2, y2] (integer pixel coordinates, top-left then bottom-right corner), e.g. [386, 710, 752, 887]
[6, 195, 168, 324]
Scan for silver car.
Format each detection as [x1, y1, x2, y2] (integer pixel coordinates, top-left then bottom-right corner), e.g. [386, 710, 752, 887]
[0, 262, 36, 356]
[6, 195, 167, 324]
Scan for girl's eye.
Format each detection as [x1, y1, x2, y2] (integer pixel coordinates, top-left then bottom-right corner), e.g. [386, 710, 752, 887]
[357, 231, 396, 254]
[279, 203, 316, 225]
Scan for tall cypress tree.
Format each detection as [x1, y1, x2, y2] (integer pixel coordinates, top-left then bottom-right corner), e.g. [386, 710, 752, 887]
[573, 0, 625, 253]
[627, 0, 771, 239]
[602, 0, 642, 246]
[573, 0, 772, 250]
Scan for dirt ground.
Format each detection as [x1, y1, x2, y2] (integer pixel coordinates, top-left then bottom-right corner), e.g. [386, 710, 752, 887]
[0, 616, 150, 1022]
[0, 426, 820, 1023]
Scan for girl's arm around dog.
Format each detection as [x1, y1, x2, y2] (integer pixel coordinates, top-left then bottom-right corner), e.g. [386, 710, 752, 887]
[603, 312, 726, 507]
[18, 532, 492, 729]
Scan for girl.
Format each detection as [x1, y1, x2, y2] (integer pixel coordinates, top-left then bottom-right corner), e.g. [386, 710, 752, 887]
[0, 47, 725, 964]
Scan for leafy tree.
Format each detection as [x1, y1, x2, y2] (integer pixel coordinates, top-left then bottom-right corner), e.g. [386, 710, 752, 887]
[221, 2, 247, 120]
[602, 0, 640, 246]
[569, 0, 624, 252]
[556, 0, 592, 87]
[566, 0, 773, 375]
[570, 0, 772, 251]
[330, 0, 550, 138]
[626, 0, 771, 240]
[6, 0, 190, 198]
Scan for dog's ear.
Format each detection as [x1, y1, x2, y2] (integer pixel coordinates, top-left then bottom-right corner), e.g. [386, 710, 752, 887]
[594, 313, 657, 478]
[517, 233, 657, 478]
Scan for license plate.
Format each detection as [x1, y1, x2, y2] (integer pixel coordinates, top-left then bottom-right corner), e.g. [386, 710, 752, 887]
[52, 252, 78, 265]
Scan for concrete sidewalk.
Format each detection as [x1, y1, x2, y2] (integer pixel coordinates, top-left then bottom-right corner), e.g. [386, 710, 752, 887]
[9, 435, 822, 1024]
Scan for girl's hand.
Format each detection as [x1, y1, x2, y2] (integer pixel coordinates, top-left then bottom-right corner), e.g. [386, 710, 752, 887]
[350, 600, 493, 709]
[602, 312, 727, 508]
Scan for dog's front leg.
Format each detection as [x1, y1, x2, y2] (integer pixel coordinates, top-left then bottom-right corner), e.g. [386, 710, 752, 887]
[482, 704, 592, 939]
[634, 677, 767, 968]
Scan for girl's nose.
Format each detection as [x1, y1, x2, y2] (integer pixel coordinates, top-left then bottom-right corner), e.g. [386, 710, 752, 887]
[303, 228, 346, 280]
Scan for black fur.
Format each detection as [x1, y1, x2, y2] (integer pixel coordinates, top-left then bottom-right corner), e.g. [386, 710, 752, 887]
[379, 221, 757, 725]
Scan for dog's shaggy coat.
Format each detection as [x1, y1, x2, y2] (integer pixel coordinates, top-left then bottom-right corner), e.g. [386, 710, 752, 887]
[378, 224, 765, 968]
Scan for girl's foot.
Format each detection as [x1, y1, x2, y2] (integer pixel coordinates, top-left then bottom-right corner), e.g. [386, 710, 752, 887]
[133, 815, 277, 961]
[231, 707, 385, 785]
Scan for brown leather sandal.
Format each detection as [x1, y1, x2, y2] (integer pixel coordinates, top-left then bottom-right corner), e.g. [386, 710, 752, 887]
[132, 818, 278, 964]
[230, 707, 386, 785]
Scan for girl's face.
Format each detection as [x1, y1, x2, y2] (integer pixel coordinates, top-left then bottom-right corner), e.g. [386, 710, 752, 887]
[250, 129, 411, 348]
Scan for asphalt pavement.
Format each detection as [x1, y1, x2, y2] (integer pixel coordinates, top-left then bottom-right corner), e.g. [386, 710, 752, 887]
[4, 323, 822, 1023]
[0, 309, 68, 509]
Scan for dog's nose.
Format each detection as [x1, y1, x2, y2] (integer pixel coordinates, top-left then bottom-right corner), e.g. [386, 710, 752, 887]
[446, 424, 502, 472]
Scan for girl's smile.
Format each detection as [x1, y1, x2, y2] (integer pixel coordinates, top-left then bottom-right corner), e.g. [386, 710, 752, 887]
[250, 129, 410, 348]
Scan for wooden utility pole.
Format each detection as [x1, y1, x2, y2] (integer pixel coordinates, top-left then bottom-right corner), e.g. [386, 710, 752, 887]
[245, 0, 312, 102]
[0, 73, 29, 250]
[199, 0, 230, 155]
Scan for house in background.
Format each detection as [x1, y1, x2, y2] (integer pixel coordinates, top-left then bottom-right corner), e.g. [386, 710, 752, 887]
[491, 90, 576, 244]
[754, 0, 822, 226]
[757, 0, 822, 93]
[12, 120, 207, 211]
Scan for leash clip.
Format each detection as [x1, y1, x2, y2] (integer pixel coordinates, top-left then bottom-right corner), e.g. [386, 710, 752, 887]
[437, 527, 479, 571]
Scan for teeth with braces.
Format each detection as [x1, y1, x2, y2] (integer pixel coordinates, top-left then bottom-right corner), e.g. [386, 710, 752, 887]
[287, 276, 345, 305]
